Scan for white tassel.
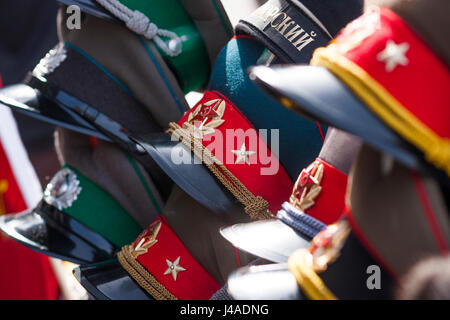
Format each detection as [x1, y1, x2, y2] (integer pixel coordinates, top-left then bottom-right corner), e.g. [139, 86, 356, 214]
[95, 0, 182, 56]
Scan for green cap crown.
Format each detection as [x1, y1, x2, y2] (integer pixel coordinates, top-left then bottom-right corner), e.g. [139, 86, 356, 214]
[96, 0, 210, 92]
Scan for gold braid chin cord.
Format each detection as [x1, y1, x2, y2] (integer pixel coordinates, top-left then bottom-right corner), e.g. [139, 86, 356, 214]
[168, 123, 273, 221]
[118, 245, 177, 300]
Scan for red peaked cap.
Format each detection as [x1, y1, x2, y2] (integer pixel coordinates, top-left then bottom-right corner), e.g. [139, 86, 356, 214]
[289, 158, 348, 225]
[177, 90, 294, 214]
[313, 7, 450, 176]
[119, 217, 220, 300]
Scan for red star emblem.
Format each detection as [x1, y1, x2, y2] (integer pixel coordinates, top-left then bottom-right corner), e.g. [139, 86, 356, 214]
[298, 162, 320, 189]
[198, 105, 219, 119]
[306, 221, 351, 272]
[290, 161, 324, 211]
[313, 228, 333, 249]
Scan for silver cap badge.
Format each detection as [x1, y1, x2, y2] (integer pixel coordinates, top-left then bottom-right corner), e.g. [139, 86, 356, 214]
[43, 168, 82, 211]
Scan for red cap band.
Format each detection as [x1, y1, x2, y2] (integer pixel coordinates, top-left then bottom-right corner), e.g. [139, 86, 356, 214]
[177, 90, 293, 213]
[118, 217, 220, 300]
[290, 158, 348, 225]
[313, 7, 450, 176]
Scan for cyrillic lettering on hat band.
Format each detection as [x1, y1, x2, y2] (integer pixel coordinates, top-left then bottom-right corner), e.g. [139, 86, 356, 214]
[237, 0, 331, 63]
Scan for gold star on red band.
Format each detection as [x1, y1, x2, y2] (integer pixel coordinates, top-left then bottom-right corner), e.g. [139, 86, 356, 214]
[164, 256, 186, 281]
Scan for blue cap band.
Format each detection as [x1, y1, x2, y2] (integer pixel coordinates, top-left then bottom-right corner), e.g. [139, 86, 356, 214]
[277, 202, 326, 238]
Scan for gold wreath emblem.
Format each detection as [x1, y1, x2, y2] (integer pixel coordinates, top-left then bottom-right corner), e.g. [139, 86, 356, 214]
[290, 161, 324, 212]
[183, 99, 226, 139]
[308, 220, 351, 272]
[133, 221, 162, 258]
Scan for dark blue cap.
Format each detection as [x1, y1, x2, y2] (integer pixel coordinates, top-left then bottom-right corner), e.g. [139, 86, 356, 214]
[298, 0, 364, 37]
[209, 37, 325, 180]
[236, 0, 364, 64]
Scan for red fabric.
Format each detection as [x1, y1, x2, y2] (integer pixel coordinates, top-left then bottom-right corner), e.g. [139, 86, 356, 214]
[134, 218, 220, 300]
[178, 91, 293, 213]
[0, 140, 27, 214]
[335, 7, 450, 138]
[0, 128, 60, 299]
[89, 137, 98, 150]
[315, 122, 325, 143]
[293, 158, 348, 225]
[0, 238, 60, 300]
